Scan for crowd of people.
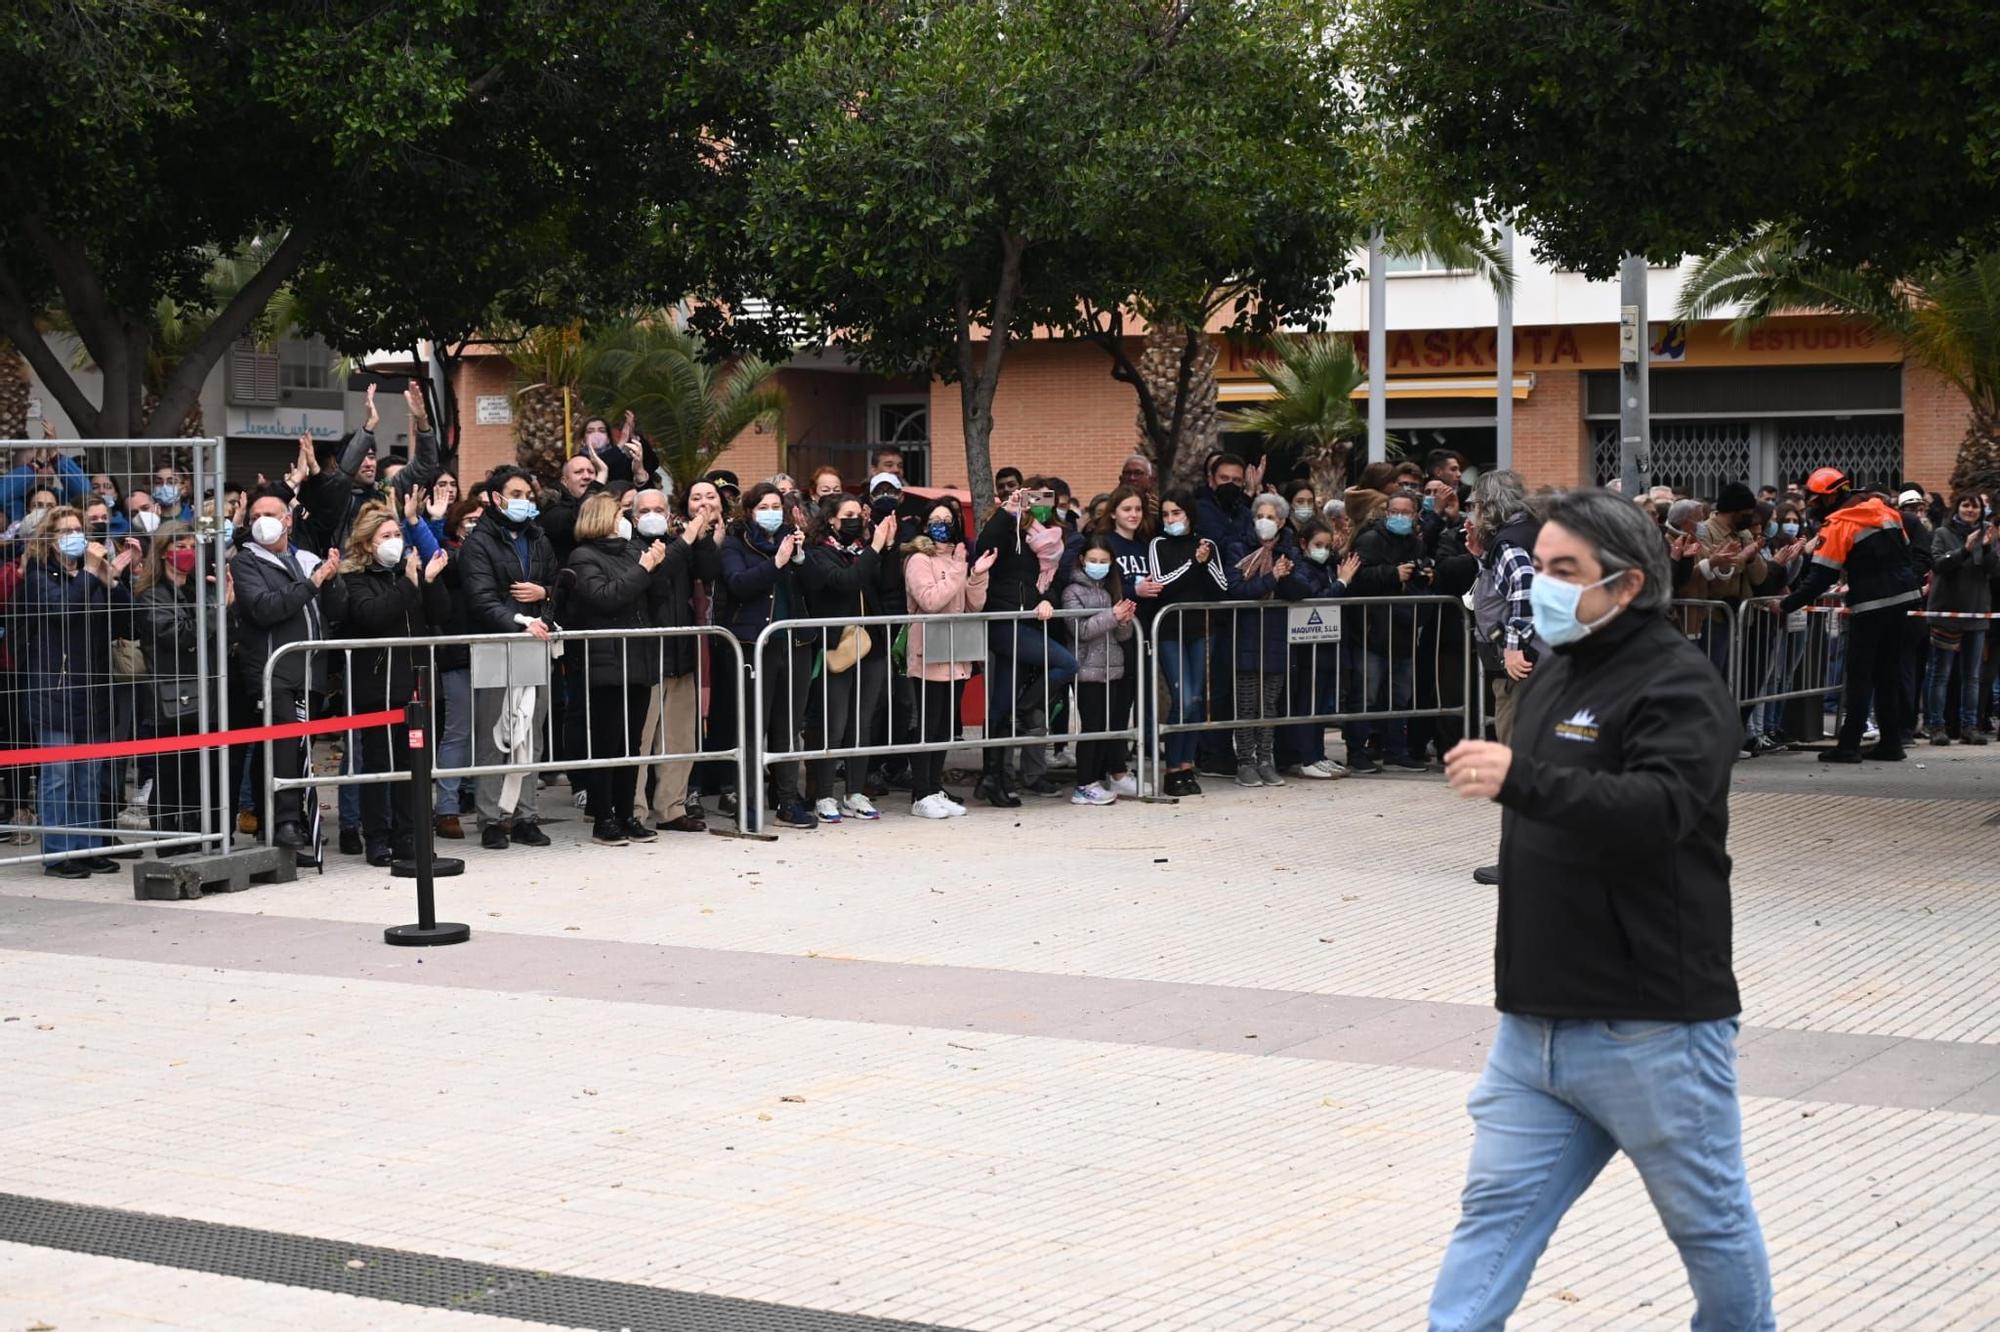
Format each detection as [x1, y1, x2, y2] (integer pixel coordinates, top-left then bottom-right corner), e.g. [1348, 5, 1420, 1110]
[4, 385, 1995, 875]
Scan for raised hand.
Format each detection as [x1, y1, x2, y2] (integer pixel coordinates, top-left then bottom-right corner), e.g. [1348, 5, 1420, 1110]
[873, 513, 897, 550]
[364, 383, 380, 433]
[1339, 552, 1362, 583]
[312, 548, 341, 585]
[424, 548, 449, 582]
[775, 531, 801, 567]
[404, 381, 428, 430]
[640, 539, 667, 570]
[403, 547, 422, 585]
[403, 485, 424, 524]
[973, 547, 998, 574]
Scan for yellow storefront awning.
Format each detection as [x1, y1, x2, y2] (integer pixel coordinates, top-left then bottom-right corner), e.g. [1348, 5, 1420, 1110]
[1218, 374, 1536, 404]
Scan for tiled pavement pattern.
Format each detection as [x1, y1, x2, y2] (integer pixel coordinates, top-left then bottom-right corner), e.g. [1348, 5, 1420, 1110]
[3, 744, 1999, 1328]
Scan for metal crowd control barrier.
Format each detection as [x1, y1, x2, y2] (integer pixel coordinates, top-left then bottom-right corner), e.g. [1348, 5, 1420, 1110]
[262, 625, 748, 847]
[748, 608, 1147, 831]
[1147, 594, 1476, 792]
[0, 436, 231, 869]
[1665, 598, 1743, 697]
[1736, 594, 1846, 730]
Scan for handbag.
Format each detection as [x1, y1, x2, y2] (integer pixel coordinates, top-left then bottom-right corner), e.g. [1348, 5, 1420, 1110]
[154, 678, 199, 722]
[822, 624, 873, 674]
[112, 638, 147, 679]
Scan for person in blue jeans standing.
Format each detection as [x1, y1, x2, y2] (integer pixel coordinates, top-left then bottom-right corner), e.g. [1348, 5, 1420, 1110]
[1433, 488, 1774, 1331]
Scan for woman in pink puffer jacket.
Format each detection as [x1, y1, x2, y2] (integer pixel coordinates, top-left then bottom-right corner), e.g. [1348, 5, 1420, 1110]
[902, 498, 996, 818]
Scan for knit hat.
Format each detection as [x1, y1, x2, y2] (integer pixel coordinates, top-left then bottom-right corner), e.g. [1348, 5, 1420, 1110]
[1715, 482, 1756, 514]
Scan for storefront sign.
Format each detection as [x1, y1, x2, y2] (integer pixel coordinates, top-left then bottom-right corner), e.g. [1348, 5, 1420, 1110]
[475, 394, 513, 426]
[225, 406, 347, 440]
[1287, 605, 1342, 645]
[1220, 315, 1896, 380]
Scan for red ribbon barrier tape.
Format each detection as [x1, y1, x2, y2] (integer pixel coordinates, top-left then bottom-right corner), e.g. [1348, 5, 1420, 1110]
[0, 709, 404, 769]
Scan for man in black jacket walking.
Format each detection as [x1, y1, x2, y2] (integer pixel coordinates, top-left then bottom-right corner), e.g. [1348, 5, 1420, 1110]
[1429, 489, 1774, 1331]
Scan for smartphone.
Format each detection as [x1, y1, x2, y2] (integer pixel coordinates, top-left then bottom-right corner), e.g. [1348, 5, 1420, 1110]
[351, 370, 412, 392]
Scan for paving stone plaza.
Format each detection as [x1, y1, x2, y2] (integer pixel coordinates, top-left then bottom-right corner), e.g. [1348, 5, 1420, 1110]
[3, 746, 1997, 1330]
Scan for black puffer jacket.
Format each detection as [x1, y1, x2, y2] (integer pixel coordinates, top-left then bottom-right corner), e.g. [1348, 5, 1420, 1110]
[1494, 607, 1742, 1022]
[1347, 522, 1428, 649]
[563, 536, 661, 688]
[801, 539, 887, 662]
[336, 559, 451, 708]
[457, 506, 558, 634]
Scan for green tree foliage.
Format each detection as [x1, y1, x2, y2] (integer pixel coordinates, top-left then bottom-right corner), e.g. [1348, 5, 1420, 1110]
[748, 0, 1365, 511]
[1353, 0, 2000, 277]
[1229, 334, 1367, 501]
[0, 0, 824, 439]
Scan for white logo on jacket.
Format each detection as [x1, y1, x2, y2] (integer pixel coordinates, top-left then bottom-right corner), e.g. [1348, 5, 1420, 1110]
[1553, 709, 1600, 743]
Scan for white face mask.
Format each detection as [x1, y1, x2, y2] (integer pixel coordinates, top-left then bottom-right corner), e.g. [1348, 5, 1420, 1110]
[615, 517, 633, 541]
[374, 536, 404, 568]
[1253, 517, 1280, 542]
[131, 509, 161, 534]
[636, 512, 669, 538]
[251, 515, 286, 548]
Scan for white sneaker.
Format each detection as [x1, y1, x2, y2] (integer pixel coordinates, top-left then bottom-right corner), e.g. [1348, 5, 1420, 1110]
[841, 792, 880, 820]
[572, 789, 590, 809]
[1070, 783, 1117, 806]
[1289, 762, 1332, 780]
[1309, 759, 1348, 779]
[1104, 772, 1139, 797]
[814, 797, 843, 823]
[911, 793, 955, 820]
[1862, 726, 1881, 743]
[938, 793, 968, 816]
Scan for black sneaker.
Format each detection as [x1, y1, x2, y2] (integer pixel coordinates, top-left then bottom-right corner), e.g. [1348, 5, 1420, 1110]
[273, 821, 304, 849]
[717, 791, 739, 817]
[480, 823, 510, 850]
[43, 860, 90, 880]
[1472, 864, 1501, 886]
[775, 800, 818, 830]
[1818, 749, 1864, 765]
[591, 818, 629, 846]
[511, 820, 552, 847]
[1346, 755, 1384, 775]
[1863, 745, 1905, 762]
[338, 828, 363, 856]
[619, 817, 657, 843]
[1384, 754, 1428, 771]
[365, 844, 395, 867]
[1179, 773, 1203, 795]
[1020, 776, 1065, 798]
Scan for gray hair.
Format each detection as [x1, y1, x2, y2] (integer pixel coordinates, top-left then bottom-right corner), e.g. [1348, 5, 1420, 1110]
[1470, 469, 1532, 548]
[1541, 488, 1671, 614]
[1666, 498, 1707, 532]
[1249, 492, 1289, 522]
[1120, 453, 1153, 475]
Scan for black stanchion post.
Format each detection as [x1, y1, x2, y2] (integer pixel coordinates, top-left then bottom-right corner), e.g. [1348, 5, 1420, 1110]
[387, 657, 468, 946]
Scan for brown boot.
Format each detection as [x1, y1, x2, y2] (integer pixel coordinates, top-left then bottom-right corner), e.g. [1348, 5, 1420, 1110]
[434, 813, 464, 839]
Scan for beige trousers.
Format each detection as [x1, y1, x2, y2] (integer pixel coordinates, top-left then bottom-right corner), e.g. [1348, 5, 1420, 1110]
[634, 672, 699, 822]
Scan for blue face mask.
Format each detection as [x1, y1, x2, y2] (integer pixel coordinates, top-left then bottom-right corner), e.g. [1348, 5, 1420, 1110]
[503, 498, 538, 524]
[753, 508, 784, 532]
[1385, 514, 1414, 537]
[1780, 521, 1800, 538]
[56, 532, 89, 561]
[220, 518, 235, 546]
[926, 521, 953, 543]
[1163, 520, 1188, 538]
[1421, 495, 1436, 512]
[153, 484, 180, 508]
[1530, 572, 1622, 646]
[1082, 561, 1112, 581]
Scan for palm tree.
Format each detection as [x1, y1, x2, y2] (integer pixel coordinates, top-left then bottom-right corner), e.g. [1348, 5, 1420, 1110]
[1228, 333, 1369, 501]
[1677, 226, 2000, 497]
[576, 318, 786, 497]
[0, 337, 29, 438]
[509, 322, 584, 478]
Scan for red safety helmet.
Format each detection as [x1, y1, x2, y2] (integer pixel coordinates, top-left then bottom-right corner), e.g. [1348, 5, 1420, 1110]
[1804, 467, 1851, 497]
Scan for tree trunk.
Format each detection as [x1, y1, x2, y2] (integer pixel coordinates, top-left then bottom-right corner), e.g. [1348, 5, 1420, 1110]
[1306, 440, 1353, 510]
[514, 383, 571, 478]
[1947, 406, 2000, 500]
[0, 342, 28, 438]
[955, 233, 1025, 518]
[1136, 324, 1217, 493]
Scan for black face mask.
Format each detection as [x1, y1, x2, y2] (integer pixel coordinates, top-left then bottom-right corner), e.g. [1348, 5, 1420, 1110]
[1214, 482, 1246, 509]
[837, 517, 866, 542]
[869, 495, 899, 520]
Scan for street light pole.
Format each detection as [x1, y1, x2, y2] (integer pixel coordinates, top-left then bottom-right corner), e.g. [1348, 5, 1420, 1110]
[1494, 222, 1515, 471]
[1367, 228, 1387, 466]
[1617, 254, 1650, 494]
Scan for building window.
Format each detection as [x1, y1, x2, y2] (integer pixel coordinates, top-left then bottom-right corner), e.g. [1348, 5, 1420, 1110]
[1383, 250, 1467, 277]
[278, 336, 335, 391]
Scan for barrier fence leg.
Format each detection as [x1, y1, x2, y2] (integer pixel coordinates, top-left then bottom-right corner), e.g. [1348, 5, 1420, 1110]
[387, 664, 469, 947]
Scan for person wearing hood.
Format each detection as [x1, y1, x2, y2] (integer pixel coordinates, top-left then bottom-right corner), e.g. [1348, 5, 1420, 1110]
[1926, 492, 1999, 745]
[1431, 489, 1772, 1331]
[456, 465, 558, 850]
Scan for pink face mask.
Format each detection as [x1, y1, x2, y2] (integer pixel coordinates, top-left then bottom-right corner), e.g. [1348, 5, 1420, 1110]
[166, 547, 197, 575]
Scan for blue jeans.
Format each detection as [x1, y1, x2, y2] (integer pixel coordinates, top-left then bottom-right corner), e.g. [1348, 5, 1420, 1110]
[1346, 648, 1414, 761]
[435, 666, 472, 816]
[1155, 635, 1206, 769]
[38, 731, 106, 855]
[1928, 630, 1987, 733]
[1430, 1014, 1774, 1332]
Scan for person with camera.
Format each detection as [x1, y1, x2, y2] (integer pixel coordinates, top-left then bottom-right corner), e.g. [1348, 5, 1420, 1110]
[1346, 490, 1431, 772]
[562, 492, 670, 845]
[334, 501, 451, 866]
[800, 493, 897, 823]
